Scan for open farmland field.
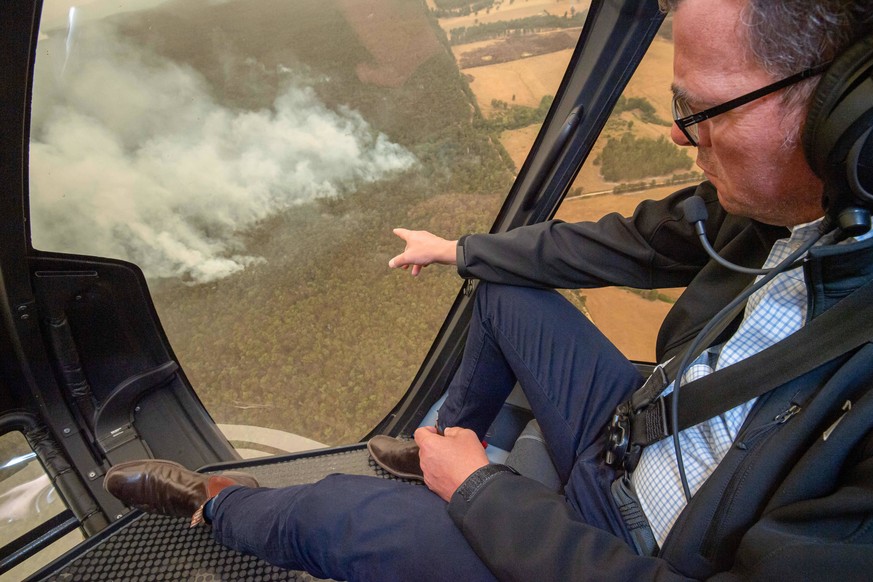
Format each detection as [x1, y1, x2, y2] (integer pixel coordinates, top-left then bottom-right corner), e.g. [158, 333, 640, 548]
[490, 32, 677, 174]
[621, 36, 675, 122]
[434, 5, 685, 360]
[556, 187, 684, 361]
[556, 186, 679, 221]
[465, 47, 576, 114]
[439, 0, 586, 31]
[575, 286, 675, 362]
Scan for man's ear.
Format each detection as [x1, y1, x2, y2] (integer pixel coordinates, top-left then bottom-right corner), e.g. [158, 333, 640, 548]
[803, 34, 873, 233]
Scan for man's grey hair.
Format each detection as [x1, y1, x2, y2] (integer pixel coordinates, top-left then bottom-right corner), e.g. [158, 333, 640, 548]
[660, 0, 873, 81]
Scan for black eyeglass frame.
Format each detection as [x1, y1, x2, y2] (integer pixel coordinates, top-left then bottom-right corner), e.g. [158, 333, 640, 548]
[672, 61, 832, 146]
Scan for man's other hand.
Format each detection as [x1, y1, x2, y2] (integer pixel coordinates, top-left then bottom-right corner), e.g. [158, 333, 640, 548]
[415, 426, 489, 502]
[388, 228, 457, 276]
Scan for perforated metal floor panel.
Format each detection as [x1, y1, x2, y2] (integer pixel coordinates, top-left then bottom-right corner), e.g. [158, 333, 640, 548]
[31, 444, 413, 581]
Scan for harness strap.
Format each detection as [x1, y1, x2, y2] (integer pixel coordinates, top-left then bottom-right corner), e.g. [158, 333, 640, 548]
[608, 277, 873, 472]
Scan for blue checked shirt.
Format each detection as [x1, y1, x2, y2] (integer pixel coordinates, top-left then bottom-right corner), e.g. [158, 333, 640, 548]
[632, 219, 842, 547]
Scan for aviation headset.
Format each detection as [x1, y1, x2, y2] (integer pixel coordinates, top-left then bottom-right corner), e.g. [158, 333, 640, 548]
[803, 33, 873, 237]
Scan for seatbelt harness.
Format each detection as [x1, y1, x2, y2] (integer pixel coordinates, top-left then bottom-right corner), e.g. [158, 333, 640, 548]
[605, 277, 873, 472]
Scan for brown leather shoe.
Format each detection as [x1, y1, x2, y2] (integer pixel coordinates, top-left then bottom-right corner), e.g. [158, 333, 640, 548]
[367, 435, 423, 481]
[104, 459, 259, 524]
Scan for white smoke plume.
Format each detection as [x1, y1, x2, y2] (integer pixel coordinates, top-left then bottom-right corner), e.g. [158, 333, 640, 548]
[29, 20, 416, 283]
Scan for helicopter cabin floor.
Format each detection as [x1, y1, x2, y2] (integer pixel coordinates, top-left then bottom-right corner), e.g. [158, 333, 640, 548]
[27, 444, 411, 582]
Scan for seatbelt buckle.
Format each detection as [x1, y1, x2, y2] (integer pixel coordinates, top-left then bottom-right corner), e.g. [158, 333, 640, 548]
[605, 396, 668, 472]
[604, 402, 632, 469]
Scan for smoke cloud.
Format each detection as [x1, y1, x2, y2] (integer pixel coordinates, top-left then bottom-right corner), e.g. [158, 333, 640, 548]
[30, 20, 416, 283]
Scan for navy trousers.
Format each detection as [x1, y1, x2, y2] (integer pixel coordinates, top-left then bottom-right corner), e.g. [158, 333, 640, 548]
[211, 283, 645, 581]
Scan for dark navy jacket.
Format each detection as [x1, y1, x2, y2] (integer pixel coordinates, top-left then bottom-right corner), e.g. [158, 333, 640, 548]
[449, 182, 873, 580]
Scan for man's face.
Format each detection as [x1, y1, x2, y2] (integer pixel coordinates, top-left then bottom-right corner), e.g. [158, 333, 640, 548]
[670, 0, 824, 227]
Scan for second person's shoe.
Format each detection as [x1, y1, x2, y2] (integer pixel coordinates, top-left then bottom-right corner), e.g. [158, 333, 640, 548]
[367, 435, 424, 481]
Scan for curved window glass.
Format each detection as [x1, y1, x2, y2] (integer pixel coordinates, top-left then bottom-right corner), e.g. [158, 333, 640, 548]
[0, 432, 84, 580]
[31, 0, 590, 451]
[555, 16, 692, 363]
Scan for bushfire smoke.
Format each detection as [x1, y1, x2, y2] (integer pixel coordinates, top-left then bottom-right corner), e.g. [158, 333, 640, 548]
[29, 18, 416, 283]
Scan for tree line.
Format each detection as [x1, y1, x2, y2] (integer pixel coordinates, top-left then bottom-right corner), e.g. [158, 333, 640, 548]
[432, 0, 495, 18]
[484, 95, 554, 132]
[612, 95, 671, 127]
[449, 12, 586, 45]
[594, 132, 693, 182]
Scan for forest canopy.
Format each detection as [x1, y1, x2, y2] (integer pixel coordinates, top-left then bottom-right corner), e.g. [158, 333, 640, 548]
[595, 133, 693, 181]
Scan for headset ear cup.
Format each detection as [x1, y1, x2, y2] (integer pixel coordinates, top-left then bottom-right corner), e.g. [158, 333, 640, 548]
[802, 34, 873, 180]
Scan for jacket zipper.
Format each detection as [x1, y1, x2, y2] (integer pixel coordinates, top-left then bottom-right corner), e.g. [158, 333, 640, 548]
[734, 404, 801, 450]
[700, 403, 802, 558]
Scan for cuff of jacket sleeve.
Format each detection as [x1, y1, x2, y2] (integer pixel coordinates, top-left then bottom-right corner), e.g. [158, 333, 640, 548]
[457, 234, 473, 279]
[452, 464, 520, 505]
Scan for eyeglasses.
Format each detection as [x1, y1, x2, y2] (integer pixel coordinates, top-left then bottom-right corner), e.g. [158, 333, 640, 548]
[672, 61, 831, 146]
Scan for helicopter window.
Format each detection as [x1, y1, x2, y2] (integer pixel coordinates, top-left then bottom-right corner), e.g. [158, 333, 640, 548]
[28, 0, 589, 450]
[555, 16, 695, 363]
[0, 432, 84, 579]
